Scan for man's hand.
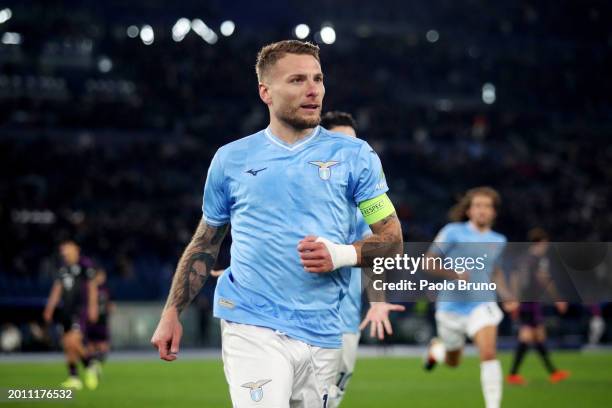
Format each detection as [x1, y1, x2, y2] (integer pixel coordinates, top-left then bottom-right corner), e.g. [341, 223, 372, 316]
[555, 302, 568, 314]
[455, 271, 470, 281]
[297, 236, 335, 273]
[151, 308, 183, 362]
[359, 302, 406, 340]
[503, 301, 519, 314]
[210, 269, 225, 278]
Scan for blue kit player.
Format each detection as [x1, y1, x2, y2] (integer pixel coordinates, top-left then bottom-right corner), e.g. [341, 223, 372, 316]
[423, 187, 517, 408]
[151, 40, 403, 407]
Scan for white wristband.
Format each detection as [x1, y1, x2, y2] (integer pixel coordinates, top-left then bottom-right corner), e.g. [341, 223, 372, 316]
[315, 237, 358, 270]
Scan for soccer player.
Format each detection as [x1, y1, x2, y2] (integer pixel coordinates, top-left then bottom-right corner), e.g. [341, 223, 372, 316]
[423, 187, 516, 408]
[507, 228, 570, 385]
[43, 240, 99, 390]
[151, 40, 403, 407]
[320, 111, 405, 407]
[86, 268, 113, 376]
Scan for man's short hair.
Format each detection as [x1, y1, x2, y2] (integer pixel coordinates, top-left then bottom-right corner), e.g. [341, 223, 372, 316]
[255, 40, 320, 82]
[320, 111, 358, 132]
[528, 227, 549, 242]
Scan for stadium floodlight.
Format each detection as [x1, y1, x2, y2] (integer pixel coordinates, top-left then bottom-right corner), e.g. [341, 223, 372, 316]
[220, 20, 235, 37]
[1, 32, 21, 45]
[482, 83, 496, 104]
[426, 29, 439, 43]
[140, 25, 154, 45]
[0, 8, 12, 24]
[126, 25, 139, 38]
[98, 56, 113, 73]
[191, 19, 218, 44]
[172, 18, 191, 42]
[294, 24, 310, 39]
[320, 26, 336, 44]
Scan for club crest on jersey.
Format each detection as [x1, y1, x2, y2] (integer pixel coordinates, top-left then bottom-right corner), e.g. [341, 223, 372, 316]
[241, 379, 272, 402]
[309, 161, 339, 180]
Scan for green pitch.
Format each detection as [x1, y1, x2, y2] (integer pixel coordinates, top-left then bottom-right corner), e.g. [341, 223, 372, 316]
[1, 352, 611, 407]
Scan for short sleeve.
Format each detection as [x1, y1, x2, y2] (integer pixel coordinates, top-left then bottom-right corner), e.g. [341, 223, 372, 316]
[85, 267, 96, 280]
[202, 151, 230, 226]
[351, 142, 389, 205]
[428, 224, 457, 256]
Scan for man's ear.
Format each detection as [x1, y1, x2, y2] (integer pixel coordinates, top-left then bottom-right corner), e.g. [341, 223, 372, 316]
[259, 83, 272, 105]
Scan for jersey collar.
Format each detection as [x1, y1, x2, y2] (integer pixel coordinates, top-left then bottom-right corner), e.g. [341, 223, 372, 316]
[264, 126, 320, 152]
[466, 220, 492, 235]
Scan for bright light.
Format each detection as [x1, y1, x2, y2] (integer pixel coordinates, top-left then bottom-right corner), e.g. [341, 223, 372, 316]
[482, 83, 496, 104]
[320, 26, 336, 44]
[426, 29, 439, 43]
[126, 25, 139, 38]
[140, 25, 154, 45]
[0, 8, 12, 24]
[172, 18, 191, 42]
[98, 56, 113, 73]
[1, 32, 21, 45]
[191, 19, 218, 44]
[294, 24, 310, 39]
[220, 20, 235, 37]
[203, 30, 218, 44]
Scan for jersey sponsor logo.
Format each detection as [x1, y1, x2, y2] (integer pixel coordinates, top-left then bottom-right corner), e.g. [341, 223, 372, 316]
[245, 167, 267, 176]
[241, 379, 272, 402]
[308, 161, 339, 180]
[218, 298, 235, 309]
[375, 169, 386, 190]
[62, 275, 74, 290]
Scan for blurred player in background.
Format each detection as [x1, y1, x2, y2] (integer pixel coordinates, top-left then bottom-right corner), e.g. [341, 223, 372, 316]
[507, 228, 570, 385]
[423, 187, 517, 408]
[86, 268, 113, 376]
[320, 111, 406, 407]
[42, 240, 99, 390]
[151, 40, 403, 407]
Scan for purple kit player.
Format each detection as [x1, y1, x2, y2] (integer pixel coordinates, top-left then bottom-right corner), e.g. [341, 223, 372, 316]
[507, 228, 570, 385]
[43, 240, 99, 390]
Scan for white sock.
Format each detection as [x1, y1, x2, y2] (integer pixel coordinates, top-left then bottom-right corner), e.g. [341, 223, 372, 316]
[480, 360, 502, 408]
[430, 341, 446, 363]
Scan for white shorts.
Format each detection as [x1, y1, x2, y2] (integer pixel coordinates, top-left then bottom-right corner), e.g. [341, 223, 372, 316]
[328, 332, 360, 408]
[221, 320, 340, 408]
[435, 303, 503, 351]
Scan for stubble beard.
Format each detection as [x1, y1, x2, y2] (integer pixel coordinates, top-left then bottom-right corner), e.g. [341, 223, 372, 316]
[277, 106, 321, 130]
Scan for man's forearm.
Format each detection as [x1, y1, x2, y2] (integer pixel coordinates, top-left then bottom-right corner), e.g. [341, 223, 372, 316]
[354, 212, 403, 302]
[164, 219, 228, 315]
[45, 283, 62, 314]
[493, 267, 515, 302]
[353, 212, 403, 266]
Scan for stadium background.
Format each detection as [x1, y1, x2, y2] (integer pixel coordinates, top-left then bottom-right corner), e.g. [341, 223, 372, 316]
[0, 0, 611, 406]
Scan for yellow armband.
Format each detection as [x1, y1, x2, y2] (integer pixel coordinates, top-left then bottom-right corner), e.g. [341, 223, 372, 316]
[358, 193, 395, 225]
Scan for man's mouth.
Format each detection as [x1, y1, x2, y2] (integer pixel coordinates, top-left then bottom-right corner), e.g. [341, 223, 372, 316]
[300, 104, 320, 111]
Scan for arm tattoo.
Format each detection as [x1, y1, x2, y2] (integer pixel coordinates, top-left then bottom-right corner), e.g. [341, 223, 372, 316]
[165, 218, 229, 314]
[356, 212, 403, 302]
[359, 213, 403, 258]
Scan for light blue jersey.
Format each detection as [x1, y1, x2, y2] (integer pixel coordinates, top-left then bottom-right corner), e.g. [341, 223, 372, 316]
[204, 126, 388, 348]
[430, 221, 506, 315]
[339, 213, 372, 334]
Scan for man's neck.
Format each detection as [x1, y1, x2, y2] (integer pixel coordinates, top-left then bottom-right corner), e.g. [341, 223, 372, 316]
[469, 220, 491, 233]
[268, 117, 315, 145]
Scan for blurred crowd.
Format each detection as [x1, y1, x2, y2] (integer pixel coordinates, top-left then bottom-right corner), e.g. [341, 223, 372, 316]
[0, 0, 611, 300]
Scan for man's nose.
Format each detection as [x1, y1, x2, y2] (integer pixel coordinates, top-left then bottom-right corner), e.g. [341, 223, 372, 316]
[305, 80, 320, 96]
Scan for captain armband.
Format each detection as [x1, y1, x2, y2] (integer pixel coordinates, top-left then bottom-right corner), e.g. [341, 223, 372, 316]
[358, 193, 396, 225]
